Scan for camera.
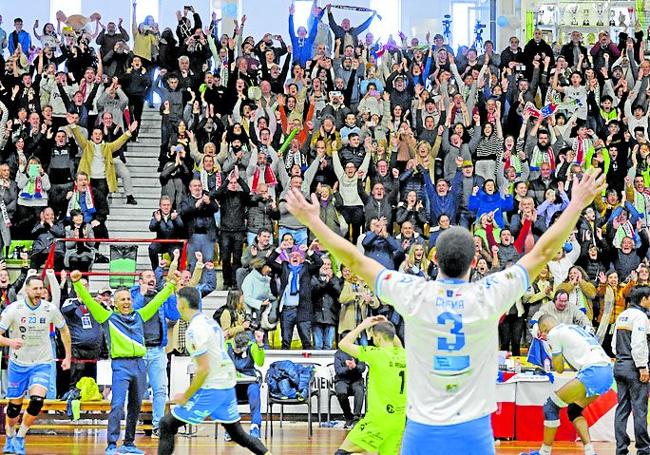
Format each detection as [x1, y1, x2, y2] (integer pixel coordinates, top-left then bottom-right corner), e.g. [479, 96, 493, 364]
[245, 313, 260, 331]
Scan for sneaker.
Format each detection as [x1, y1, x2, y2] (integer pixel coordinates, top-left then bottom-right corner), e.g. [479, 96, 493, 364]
[119, 445, 144, 454]
[223, 430, 231, 442]
[126, 195, 138, 205]
[95, 253, 110, 264]
[343, 419, 354, 429]
[151, 428, 160, 439]
[105, 446, 118, 455]
[11, 438, 23, 455]
[249, 424, 260, 439]
[2, 436, 15, 454]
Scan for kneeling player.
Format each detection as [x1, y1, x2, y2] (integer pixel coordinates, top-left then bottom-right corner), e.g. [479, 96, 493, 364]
[157, 287, 271, 455]
[336, 316, 406, 455]
[521, 314, 613, 455]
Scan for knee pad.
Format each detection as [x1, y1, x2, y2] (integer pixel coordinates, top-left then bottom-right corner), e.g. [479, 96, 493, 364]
[25, 396, 44, 417]
[567, 403, 584, 422]
[543, 393, 567, 428]
[6, 402, 21, 419]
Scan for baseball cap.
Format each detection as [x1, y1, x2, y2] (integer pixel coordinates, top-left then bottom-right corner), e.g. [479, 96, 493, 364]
[462, 160, 474, 168]
[97, 287, 113, 296]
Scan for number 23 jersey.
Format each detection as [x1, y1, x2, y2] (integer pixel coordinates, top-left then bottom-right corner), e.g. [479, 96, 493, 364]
[375, 265, 529, 426]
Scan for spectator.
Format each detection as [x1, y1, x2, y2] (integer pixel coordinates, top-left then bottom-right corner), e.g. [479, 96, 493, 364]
[268, 241, 323, 349]
[311, 255, 342, 350]
[147, 196, 184, 270]
[179, 179, 219, 270]
[333, 333, 366, 428]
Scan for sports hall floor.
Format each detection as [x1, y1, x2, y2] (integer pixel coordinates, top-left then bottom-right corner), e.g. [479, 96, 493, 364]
[11, 426, 616, 454]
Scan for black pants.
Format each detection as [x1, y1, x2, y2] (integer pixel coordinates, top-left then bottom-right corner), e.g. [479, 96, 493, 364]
[68, 347, 100, 392]
[498, 314, 524, 356]
[615, 364, 650, 455]
[220, 231, 244, 288]
[339, 205, 364, 242]
[49, 182, 74, 220]
[12, 205, 41, 240]
[158, 413, 268, 455]
[334, 379, 365, 420]
[128, 94, 145, 139]
[148, 242, 179, 270]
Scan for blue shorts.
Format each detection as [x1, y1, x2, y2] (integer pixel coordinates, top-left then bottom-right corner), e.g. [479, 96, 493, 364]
[401, 415, 495, 455]
[577, 364, 614, 397]
[7, 361, 50, 399]
[172, 387, 239, 425]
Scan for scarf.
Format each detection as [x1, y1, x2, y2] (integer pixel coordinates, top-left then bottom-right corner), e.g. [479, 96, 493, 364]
[596, 285, 615, 342]
[288, 263, 303, 295]
[0, 187, 11, 228]
[251, 165, 278, 192]
[66, 184, 95, 219]
[530, 145, 556, 171]
[330, 5, 382, 20]
[613, 223, 637, 249]
[20, 170, 43, 200]
[200, 169, 222, 193]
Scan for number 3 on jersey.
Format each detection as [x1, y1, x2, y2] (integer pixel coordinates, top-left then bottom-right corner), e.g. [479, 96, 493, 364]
[437, 312, 465, 351]
[434, 312, 470, 373]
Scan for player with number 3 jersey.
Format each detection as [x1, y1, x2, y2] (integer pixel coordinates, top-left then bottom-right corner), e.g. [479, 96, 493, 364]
[284, 167, 608, 454]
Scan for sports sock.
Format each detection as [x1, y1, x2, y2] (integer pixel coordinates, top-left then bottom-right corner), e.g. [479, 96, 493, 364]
[583, 443, 595, 455]
[539, 444, 552, 455]
[17, 423, 29, 438]
[5, 425, 15, 437]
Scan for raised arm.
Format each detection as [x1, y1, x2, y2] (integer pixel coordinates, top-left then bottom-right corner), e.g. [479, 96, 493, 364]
[517, 168, 606, 282]
[71, 272, 112, 323]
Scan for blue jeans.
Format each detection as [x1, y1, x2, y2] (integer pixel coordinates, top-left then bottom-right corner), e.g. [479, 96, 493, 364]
[236, 382, 262, 426]
[109, 358, 147, 447]
[280, 307, 312, 349]
[278, 227, 308, 246]
[312, 323, 335, 350]
[144, 346, 168, 429]
[187, 233, 215, 270]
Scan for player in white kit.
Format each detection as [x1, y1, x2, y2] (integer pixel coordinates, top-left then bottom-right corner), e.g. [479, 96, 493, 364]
[156, 287, 270, 455]
[0, 276, 71, 455]
[284, 167, 607, 454]
[521, 315, 613, 455]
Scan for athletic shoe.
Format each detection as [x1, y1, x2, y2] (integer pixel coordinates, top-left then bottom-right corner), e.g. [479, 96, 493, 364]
[250, 424, 261, 439]
[119, 445, 144, 454]
[343, 419, 354, 429]
[2, 436, 15, 454]
[105, 446, 118, 455]
[223, 430, 232, 442]
[126, 195, 138, 205]
[11, 438, 23, 455]
[151, 428, 160, 439]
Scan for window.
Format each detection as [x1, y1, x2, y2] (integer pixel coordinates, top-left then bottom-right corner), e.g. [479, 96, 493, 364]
[133, 0, 160, 30]
[291, 0, 313, 32]
[452, 2, 475, 48]
[369, 0, 400, 45]
[50, 0, 82, 26]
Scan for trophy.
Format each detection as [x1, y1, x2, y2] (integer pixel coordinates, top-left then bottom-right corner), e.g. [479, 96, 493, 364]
[582, 9, 590, 26]
[595, 3, 605, 26]
[628, 7, 635, 26]
[569, 5, 579, 26]
[558, 6, 566, 26]
[619, 11, 627, 27]
[609, 10, 616, 26]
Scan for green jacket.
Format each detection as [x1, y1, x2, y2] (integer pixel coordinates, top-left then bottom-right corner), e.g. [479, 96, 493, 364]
[73, 281, 175, 359]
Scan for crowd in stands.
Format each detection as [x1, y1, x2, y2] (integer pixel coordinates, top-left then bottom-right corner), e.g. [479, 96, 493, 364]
[0, 0, 650, 399]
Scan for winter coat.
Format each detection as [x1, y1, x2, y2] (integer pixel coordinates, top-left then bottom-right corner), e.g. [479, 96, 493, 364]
[311, 275, 342, 326]
[468, 190, 514, 228]
[266, 360, 314, 400]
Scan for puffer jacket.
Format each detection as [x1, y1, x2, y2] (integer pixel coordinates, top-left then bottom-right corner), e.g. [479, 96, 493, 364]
[247, 195, 280, 233]
[311, 275, 342, 326]
[266, 360, 314, 400]
[215, 177, 250, 232]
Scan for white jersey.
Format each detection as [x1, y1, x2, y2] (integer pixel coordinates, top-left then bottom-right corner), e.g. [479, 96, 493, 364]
[547, 323, 611, 371]
[0, 299, 66, 366]
[376, 265, 529, 426]
[186, 312, 237, 389]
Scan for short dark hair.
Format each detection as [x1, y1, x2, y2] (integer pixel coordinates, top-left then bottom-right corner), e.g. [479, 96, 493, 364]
[25, 276, 43, 288]
[178, 287, 201, 309]
[434, 227, 474, 278]
[630, 286, 650, 307]
[372, 321, 396, 340]
[554, 289, 569, 300]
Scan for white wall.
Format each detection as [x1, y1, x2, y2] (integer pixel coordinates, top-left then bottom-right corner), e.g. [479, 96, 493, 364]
[0, 0, 522, 52]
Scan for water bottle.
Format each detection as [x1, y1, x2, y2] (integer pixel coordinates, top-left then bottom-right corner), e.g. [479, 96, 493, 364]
[544, 358, 551, 373]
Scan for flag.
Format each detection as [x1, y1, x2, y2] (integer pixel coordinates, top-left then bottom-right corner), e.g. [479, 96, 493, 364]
[527, 337, 552, 368]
